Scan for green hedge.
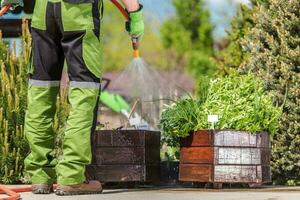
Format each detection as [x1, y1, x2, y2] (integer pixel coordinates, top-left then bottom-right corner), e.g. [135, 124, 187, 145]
[240, 0, 300, 185]
[0, 21, 31, 183]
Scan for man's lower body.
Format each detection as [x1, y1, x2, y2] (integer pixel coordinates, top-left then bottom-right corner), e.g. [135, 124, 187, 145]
[24, 0, 103, 195]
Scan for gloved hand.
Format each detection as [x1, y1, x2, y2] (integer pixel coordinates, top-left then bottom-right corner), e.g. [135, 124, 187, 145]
[126, 4, 144, 39]
[1, 0, 23, 8]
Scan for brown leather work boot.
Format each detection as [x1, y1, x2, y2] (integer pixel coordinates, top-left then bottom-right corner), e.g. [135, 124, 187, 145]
[32, 184, 53, 194]
[55, 180, 103, 196]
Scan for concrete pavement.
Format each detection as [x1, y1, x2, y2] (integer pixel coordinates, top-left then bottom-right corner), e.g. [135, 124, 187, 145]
[1, 186, 300, 200]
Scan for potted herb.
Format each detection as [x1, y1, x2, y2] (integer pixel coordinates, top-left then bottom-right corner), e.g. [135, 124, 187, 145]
[160, 73, 282, 187]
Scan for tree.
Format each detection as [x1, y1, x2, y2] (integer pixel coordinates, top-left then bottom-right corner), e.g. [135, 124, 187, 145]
[215, 5, 253, 74]
[160, 0, 215, 77]
[240, 0, 300, 185]
[215, 0, 267, 75]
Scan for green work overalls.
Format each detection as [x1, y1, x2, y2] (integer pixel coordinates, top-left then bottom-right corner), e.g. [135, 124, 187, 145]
[24, 0, 103, 185]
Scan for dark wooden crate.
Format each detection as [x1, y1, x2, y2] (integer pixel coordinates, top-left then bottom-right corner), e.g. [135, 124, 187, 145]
[179, 130, 271, 186]
[160, 161, 179, 185]
[86, 130, 161, 183]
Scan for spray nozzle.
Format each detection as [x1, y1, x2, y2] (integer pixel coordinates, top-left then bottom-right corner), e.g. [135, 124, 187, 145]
[132, 37, 140, 58]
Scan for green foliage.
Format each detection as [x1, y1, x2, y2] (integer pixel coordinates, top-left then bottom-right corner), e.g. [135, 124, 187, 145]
[53, 86, 70, 160]
[215, 4, 255, 74]
[239, 0, 300, 185]
[199, 73, 282, 134]
[160, 98, 201, 147]
[216, 0, 271, 75]
[0, 21, 31, 183]
[160, 73, 282, 147]
[160, 0, 215, 77]
[188, 50, 215, 77]
[160, 146, 180, 161]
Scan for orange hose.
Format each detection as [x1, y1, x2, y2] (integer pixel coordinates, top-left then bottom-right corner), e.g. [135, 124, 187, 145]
[1, 186, 32, 193]
[0, 185, 57, 200]
[110, 0, 129, 21]
[0, 5, 11, 17]
[0, 185, 21, 200]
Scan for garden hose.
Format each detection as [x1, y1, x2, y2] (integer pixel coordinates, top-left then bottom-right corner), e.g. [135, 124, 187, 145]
[0, 185, 31, 200]
[0, 185, 20, 200]
[0, 4, 11, 17]
[0, 185, 58, 200]
[110, 0, 140, 58]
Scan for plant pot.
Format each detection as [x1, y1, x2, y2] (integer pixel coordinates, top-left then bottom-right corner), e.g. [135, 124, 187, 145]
[160, 161, 179, 185]
[86, 129, 161, 183]
[179, 130, 271, 188]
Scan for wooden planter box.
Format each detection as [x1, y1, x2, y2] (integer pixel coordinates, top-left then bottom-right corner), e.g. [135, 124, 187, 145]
[179, 130, 271, 187]
[86, 130, 161, 183]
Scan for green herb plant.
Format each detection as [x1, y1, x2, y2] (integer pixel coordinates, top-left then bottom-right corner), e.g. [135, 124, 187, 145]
[160, 72, 282, 147]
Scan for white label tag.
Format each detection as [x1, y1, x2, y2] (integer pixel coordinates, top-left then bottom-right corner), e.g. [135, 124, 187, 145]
[208, 115, 219, 123]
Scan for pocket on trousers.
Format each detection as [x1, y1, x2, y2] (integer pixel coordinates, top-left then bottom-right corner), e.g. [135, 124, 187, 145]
[82, 30, 102, 78]
[63, 0, 94, 3]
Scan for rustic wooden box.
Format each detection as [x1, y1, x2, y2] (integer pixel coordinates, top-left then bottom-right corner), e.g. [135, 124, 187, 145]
[179, 130, 271, 186]
[86, 130, 161, 183]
